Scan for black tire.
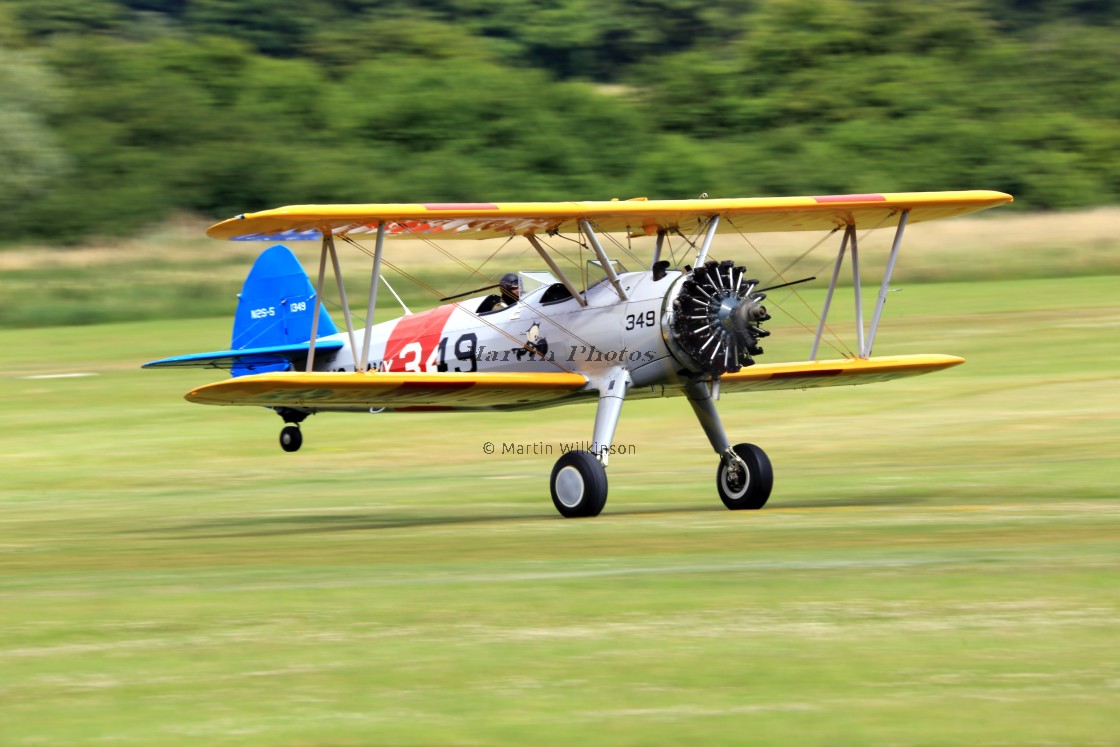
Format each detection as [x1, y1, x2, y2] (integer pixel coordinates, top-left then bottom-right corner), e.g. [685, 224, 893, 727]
[279, 425, 303, 453]
[550, 451, 608, 518]
[716, 443, 772, 510]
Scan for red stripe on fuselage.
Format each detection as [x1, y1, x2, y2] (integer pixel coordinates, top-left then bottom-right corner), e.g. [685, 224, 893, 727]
[382, 304, 458, 372]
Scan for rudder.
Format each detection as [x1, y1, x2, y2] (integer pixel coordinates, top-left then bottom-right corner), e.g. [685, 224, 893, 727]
[232, 245, 338, 375]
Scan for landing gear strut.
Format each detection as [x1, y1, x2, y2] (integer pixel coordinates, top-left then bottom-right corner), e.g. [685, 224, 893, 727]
[549, 367, 630, 518]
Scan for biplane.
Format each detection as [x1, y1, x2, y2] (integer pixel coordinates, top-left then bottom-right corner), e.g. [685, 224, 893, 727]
[145, 191, 1012, 517]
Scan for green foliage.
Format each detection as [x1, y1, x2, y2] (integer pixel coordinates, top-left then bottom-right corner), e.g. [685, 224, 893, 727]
[183, 0, 334, 56]
[324, 57, 658, 200]
[635, 0, 1120, 207]
[0, 46, 70, 234]
[0, 0, 1117, 243]
[4, 0, 127, 39]
[303, 11, 500, 76]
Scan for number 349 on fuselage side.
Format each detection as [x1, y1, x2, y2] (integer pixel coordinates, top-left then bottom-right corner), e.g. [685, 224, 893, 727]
[144, 191, 1012, 518]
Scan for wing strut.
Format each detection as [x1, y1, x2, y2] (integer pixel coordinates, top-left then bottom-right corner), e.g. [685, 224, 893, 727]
[864, 209, 909, 357]
[327, 233, 361, 363]
[651, 229, 666, 270]
[579, 219, 628, 301]
[306, 235, 331, 372]
[811, 225, 852, 361]
[359, 221, 387, 371]
[809, 210, 912, 361]
[526, 234, 587, 307]
[694, 215, 721, 265]
[851, 225, 865, 357]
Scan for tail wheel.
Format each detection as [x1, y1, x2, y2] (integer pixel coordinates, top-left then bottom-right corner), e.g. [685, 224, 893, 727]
[671, 260, 771, 376]
[279, 425, 303, 453]
[717, 443, 772, 510]
[550, 451, 608, 518]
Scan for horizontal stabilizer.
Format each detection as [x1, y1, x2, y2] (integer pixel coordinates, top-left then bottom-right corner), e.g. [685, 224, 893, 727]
[142, 340, 344, 371]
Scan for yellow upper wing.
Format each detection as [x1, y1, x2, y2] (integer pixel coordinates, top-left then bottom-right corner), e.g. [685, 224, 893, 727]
[186, 370, 589, 410]
[207, 191, 1012, 241]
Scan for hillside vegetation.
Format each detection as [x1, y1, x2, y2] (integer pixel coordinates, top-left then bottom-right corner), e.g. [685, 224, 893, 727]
[1, 0, 1118, 244]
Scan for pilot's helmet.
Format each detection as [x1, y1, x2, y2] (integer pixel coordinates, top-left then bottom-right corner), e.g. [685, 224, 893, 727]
[499, 273, 519, 294]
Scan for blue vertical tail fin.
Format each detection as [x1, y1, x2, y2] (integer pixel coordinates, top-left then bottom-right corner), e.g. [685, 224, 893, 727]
[230, 244, 338, 376]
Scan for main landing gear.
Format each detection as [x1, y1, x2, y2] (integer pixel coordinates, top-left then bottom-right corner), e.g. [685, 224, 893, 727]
[546, 371, 772, 518]
[269, 378, 770, 515]
[279, 425, 302, 453]
[548, 368, 629, 518]
[276, 408, 308, 453]
[685, 379, 773, 511]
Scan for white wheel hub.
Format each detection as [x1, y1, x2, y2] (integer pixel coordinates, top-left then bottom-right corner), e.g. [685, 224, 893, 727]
[722, 462, 750, 499]
[555, 465, 585, 508]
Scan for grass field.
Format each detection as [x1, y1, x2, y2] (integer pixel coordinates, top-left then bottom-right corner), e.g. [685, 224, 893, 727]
[1, 223, 1119, 744]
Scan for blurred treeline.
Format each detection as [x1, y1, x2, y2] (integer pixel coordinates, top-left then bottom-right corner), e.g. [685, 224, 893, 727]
[2, 0, 1118, 243]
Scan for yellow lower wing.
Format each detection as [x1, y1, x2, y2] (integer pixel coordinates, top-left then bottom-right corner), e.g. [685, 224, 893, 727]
[186, 356, 959, 410]
[718, 354, 964, 393]
[186, 371, 589, 410]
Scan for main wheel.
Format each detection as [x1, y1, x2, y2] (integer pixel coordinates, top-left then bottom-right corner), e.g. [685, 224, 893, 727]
[279, 425, 303, 453]
[550, 451, 608, 518]
[716, 443, 772, 510]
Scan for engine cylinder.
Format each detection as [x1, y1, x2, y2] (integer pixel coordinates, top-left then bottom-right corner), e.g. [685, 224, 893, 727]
[667, 260, 771, 376]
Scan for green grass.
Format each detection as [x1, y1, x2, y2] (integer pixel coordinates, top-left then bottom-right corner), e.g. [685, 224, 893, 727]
[1, 267, 1119, 744]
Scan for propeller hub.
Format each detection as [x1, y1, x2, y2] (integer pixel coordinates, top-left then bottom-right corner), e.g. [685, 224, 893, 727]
[716, 295, 741, 333]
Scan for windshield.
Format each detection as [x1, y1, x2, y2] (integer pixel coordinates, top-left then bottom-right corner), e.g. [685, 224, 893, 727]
[585, 258, 627, 290]
[518, 270, 557, 297]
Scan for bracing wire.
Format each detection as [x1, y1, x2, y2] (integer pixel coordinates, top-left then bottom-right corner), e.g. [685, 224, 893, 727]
[444, 235, 516, 296]
[725, 219, 853, 358]
[337, 234, 605, 374]
[593, 221, 646, 269]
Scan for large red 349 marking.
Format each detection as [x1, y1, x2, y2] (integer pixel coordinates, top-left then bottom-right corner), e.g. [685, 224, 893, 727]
[381, 304, 458, 372]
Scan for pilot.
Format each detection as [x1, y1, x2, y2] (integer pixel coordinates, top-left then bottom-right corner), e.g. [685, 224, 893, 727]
[477, 273, 520, 314]
[498, 273, 520, 306]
